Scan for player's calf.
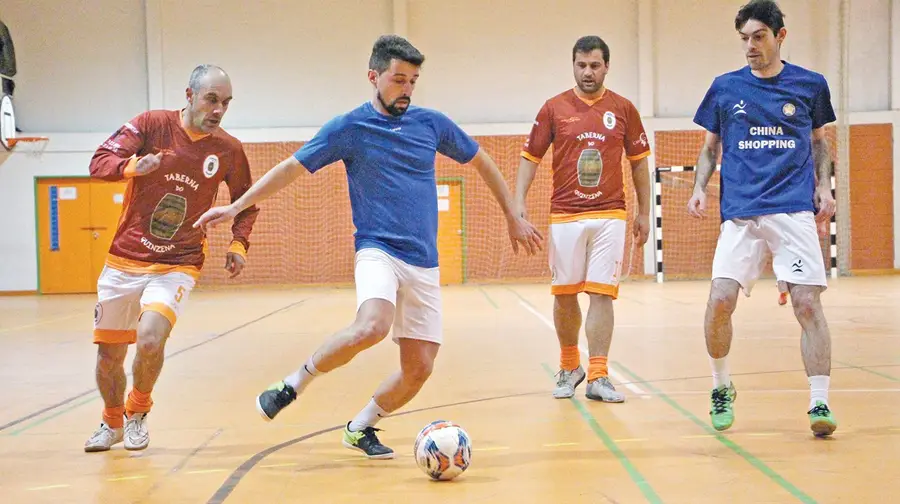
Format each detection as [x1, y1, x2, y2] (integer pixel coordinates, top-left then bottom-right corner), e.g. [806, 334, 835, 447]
[87, 344, 128, 453]
[120, 312, 171, 451]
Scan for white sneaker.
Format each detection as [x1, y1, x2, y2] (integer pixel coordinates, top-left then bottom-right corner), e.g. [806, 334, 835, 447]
[84, 422, 124, 452]
[552, 366, 586, 399]
[585, 377, 626, 403]
[124, 412, 150, 451]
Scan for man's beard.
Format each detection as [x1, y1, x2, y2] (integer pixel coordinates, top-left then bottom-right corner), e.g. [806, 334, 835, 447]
[378, 92, 410, 117]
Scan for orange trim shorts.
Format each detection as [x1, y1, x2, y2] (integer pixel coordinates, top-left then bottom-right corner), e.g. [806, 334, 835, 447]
[549, 218, 626, 299]
[93, 265, 196, 344]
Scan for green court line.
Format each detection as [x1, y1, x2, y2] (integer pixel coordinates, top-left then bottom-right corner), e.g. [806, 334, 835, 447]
[541, 363, 663, 504]
[835, 360, 900, 383]
[7, 394, 100, 436]
[611, 362, 818, 504]
[478, 286, 498, 309]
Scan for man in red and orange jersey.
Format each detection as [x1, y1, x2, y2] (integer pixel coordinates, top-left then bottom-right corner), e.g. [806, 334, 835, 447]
[515, 36, 652, 403]
[83, 64, 259, 452]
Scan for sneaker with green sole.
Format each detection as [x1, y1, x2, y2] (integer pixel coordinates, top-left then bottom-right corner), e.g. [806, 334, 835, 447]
[808, 401, 837, 437]
[710, 383, 737, 431]
[342, 423, 394, 459]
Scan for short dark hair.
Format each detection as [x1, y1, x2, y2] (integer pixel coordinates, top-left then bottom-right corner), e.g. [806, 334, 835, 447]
[735, 0, 786, 35]
[368, 35, 425, 74]
[572, 36, 609, 64]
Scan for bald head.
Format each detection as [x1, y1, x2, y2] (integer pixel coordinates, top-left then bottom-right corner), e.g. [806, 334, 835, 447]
[184, 64, 233, 133]
[189, 64, 230, 91]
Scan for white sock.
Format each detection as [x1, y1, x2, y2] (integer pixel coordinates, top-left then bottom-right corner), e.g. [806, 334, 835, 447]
[284, 357, 320, 393]
[348, 398, 389, 432]
[808, 375, 830, 409]
[710, 356, 731, 389]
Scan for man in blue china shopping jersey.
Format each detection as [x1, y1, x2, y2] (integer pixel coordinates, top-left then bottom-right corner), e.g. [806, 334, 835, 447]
[194, 34, 543, 458]
[686, 0, 838, 437]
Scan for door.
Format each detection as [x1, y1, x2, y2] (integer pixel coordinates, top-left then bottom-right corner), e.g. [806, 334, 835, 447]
[37, 179, 94, 293]
[89, 181, 128, 280]
[436, 180, 464, 285]
[36, 178, 127, 294]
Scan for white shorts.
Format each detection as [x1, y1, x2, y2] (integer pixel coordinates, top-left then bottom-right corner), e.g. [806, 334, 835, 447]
[354, 247, 442, 345]
[549, 218, 626, 298]
[93, 266, 196, 344]
[712, 211, 827, 296]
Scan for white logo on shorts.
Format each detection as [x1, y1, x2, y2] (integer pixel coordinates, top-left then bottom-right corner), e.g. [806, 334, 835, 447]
[202, 155, 219, 178]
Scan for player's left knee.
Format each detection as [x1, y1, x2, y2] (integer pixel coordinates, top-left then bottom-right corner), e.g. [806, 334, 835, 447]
[587, 293, 613, 305]
[790, 289, 821, 321]
[136, 320, 170, 358]
[403, 360, 433, 384]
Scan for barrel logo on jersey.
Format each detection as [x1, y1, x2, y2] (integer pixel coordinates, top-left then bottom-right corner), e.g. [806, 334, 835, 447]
[150, 193, 188, 240]
[203, 154, 219, 179]
[577, 148, 603, 187]
[603, 111, 616, 130]
[782, 102, 796, 117]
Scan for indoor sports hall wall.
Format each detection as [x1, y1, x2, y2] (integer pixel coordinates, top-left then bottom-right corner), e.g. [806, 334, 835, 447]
[653, 124, 895, 278]
[197, 138, 643, 287]
[0, 0, 899, 293]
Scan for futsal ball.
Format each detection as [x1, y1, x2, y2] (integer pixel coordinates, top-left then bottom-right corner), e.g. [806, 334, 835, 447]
[413, 420, 472, 481]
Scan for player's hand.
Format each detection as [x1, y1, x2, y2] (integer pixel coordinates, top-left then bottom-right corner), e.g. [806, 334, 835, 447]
[135, 150, 169, 176]
[687, 190, 707, 218]
[507, 214, 544, 256]
[515, 200, 529, 221]
[814, 186, 836, 224]
[193, 204, 239, 232]
[633, 213, 651, 247]
[225, 252, 246, 279]
[816, 218, 827, 238]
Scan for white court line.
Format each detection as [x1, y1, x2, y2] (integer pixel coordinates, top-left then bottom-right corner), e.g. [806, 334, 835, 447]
[517, 300, 649, 397]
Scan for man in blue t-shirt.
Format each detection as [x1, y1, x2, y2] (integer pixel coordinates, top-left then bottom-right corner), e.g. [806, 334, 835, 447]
[687, 0, 837, 437]
[195, 35, 542, 458]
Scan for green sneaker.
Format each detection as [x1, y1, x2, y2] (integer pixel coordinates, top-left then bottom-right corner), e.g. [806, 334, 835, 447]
[709, 383, 737, 431]
[341, 423, 394, 459]
[808, 401, 837, 437]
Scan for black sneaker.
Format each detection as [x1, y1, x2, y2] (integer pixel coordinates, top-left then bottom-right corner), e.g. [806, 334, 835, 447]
[341, 423, 394, 459]
[255, 381, 297, 421]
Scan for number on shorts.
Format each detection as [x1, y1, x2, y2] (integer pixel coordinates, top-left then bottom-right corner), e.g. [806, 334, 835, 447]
[175, 286, 185, 303]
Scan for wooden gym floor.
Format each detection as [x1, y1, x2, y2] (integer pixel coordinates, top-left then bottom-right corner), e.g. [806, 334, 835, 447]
[1, 277, 898, 503]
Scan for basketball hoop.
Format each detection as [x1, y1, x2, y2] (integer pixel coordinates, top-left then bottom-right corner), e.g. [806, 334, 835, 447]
[8, 136, 49, 157]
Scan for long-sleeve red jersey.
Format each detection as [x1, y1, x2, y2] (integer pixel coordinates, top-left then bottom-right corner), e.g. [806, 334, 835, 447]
[89, 109, 259, 278]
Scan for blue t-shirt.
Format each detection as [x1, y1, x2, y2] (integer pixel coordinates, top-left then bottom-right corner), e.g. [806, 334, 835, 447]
[693, 61, 836, 221]
[293, 102, 480, 268]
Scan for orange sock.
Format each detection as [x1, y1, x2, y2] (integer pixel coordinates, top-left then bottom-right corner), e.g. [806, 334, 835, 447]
[588, 356, 609, 381]
[125, 388, 153, 416]
[560, 345, 580, 371]
[103, 406, 125, 429]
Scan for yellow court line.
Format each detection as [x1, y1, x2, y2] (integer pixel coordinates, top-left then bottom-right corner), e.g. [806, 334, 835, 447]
[259, 462, 299, 468]
[27, 484, 70, 491]
[107, 475, 148, 482]
[472, 446, 509, 452]
[613, 438, 649, 443]
[186, 469, 229, 475]
[543, 442, 579, 447]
